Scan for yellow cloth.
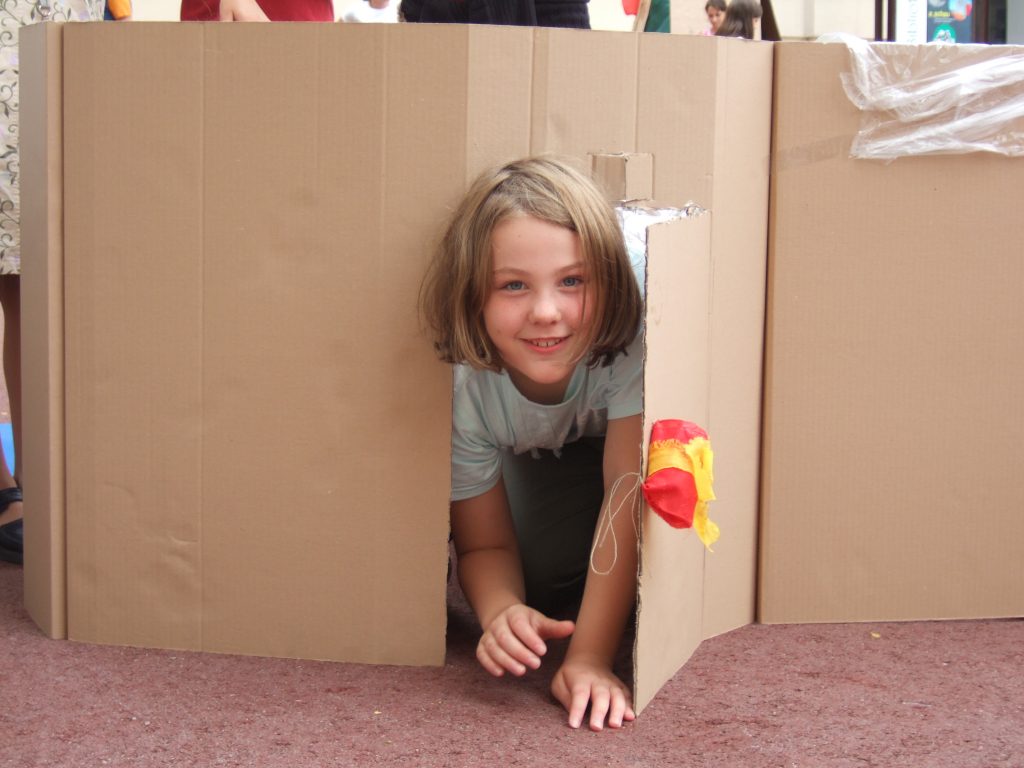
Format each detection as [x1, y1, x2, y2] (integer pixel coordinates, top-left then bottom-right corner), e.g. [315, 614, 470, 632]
[646, 436, 719, 550]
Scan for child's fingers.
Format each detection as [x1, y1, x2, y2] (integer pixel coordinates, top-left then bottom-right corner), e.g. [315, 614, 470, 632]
[475, 640, 509, 676]
[509, 612, 572, 658]
[479, 630, 539, 675]
[606, 688, 630, 729]
[567, 684, 592, 730]
[533, 616, 576, 643]
[588, 686, 612, 732]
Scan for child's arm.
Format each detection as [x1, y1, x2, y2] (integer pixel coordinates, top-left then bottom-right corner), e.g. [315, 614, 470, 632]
[551, 412, 642, 731]
[218, 0, 272, 20]
[452, 481, 575, 677]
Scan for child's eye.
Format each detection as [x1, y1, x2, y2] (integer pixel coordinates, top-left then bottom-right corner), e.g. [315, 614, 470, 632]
[561, 276, 584, 288]
[501, 280, 526, 292]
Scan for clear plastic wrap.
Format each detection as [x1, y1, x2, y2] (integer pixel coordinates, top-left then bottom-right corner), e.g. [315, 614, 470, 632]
[820, 32, 1024, 160]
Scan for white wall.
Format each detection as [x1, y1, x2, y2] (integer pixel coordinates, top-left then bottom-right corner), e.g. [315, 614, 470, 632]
[582, 0, 636, 30]
[132, 0, 180, 19]
[772, 0, 874, 39]
[1010, 0, 1024, 43]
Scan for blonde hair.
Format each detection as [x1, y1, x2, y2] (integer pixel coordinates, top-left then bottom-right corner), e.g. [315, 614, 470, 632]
[421, 156, 642, 372]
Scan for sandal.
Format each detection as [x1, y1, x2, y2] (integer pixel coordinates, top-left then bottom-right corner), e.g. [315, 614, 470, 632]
[0, 486, 23, 565]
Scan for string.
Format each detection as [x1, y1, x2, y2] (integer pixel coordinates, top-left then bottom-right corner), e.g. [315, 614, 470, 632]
[589, 471, 643, 576]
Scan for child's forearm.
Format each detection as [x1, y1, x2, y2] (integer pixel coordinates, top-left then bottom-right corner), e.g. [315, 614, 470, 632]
[567, 458, 641, 665]
[457, 547, 527, 629]
[567, 535, 637, 665]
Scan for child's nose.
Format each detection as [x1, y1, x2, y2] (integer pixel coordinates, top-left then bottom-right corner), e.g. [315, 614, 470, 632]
[529, 293, 561, 323]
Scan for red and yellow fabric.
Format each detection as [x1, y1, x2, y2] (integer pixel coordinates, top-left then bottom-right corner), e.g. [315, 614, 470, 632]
[641, 419, 719, 550]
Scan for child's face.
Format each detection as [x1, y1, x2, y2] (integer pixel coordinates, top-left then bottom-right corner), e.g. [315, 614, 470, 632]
[483, 214, 595, 405]
[707, 5, 724, 31]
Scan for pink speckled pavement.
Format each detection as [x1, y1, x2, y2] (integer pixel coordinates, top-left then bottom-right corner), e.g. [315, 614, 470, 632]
[2, 562, 1022, 767]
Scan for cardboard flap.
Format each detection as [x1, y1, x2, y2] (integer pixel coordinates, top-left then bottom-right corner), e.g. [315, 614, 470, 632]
[20, 22, 67, 639]
[59, 22, 454, 663]
[634, 213, 713, 713]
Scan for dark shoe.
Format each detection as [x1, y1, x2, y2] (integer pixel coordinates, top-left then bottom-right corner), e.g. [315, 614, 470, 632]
[0, 486, 23, 565]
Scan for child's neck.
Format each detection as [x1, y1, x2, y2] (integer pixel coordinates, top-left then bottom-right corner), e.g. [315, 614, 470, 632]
[507, 368, 573, 405]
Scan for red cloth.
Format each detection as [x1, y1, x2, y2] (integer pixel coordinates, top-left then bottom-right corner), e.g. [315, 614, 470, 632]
[641, 420, 709, 530]
[181, 0, 334, 20]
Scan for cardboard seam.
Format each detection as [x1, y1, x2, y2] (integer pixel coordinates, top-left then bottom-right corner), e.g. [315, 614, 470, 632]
[754, 41, 783, 624]
[632, 28, 641, 158]
[529, 27, 540, 154]
[198, 23, 206, 650]
[55, 21, 68, 640]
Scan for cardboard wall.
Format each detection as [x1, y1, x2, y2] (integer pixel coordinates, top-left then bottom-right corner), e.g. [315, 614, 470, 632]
[20, 23, 67, 639]
[22, 21, 771, 685]
[761, 41, 1024, 623]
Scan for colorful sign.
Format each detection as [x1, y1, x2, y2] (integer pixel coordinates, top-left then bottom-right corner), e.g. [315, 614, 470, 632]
[897, 0, 974, 43]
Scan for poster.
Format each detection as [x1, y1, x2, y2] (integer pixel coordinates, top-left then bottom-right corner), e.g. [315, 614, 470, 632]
[896, 0, 974, 43]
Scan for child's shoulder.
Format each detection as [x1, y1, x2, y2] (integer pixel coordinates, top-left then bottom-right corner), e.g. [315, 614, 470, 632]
[453, 364, 509, 413]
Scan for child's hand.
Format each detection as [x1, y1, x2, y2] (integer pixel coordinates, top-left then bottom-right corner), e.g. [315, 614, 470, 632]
[478, 604, 575, 678]
[551, 655, 636, 731]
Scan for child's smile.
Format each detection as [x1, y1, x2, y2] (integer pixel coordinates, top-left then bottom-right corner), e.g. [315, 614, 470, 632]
[484, 214, 594, 405]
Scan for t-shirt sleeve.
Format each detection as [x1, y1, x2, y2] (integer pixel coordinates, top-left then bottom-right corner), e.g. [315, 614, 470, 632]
[606, 331, 644, 420]
[450, 370, 503, 502]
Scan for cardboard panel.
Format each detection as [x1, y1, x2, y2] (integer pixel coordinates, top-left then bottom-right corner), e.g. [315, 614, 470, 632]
[22, 23, 770, 701]
[55, 23, 452, 663]
[635, 214, 713, 714]
[761, 41, 1024, 623]
[636, 35, 773, 639]
[700, 38, 774, 639]
[19, 22, 67, 638]
[62, 23, 206, 648]
[530, 28, 638, 156]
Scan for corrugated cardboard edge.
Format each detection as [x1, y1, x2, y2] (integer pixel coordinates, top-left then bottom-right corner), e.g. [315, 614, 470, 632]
[20, 22, 67, 639]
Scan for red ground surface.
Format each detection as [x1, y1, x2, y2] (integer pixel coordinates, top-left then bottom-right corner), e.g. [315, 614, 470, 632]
[2, 563, 1022, 768]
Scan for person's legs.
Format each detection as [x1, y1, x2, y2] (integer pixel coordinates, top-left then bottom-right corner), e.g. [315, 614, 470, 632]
[0, 275, 22, 564]
[0, 275, 20, 476]
[502, 438, 605, 614]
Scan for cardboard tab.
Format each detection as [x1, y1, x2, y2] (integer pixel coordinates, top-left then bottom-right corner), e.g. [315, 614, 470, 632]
[591, 153, 654, 202]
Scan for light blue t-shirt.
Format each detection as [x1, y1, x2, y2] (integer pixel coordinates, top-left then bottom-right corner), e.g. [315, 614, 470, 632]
[450, 331, 644, 502]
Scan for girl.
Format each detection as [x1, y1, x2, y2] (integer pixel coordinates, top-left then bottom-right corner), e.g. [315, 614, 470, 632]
[715, 0, 762, 39]
[702, 0, 727, 35]
[422, 157, 645, 731]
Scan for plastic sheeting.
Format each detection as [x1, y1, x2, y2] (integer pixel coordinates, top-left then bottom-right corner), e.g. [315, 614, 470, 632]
[822, 33, 1024, 160]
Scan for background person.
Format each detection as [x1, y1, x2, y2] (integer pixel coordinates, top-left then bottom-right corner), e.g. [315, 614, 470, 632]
[702, 0, 726, 34]
[180, 0, 334, 21]
[715, 0, 761, 38]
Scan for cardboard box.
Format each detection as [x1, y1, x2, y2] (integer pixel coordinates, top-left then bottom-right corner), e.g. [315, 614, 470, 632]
[760, 41, 1024, 623]
[20, 22, 772, 713]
